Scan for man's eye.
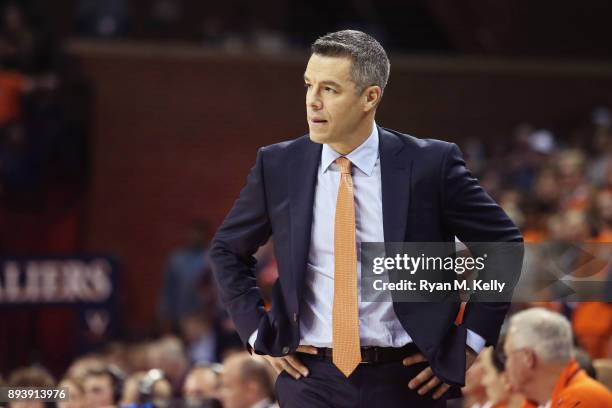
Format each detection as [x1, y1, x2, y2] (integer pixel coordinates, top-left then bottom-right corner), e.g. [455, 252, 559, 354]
[325, 87, 336, 93]
[304, 83, 311, 88]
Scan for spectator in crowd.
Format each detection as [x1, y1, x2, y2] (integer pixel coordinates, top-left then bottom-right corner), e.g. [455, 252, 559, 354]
[58, 377, 86, 408]
[573, 302, 612, 359]
[119, 371, 146, 407]
[7, 366, 55, 408]
[594, 359, 612, 391]
[180, 292, 243, 365]
[135, 369, 173, 408]
[573, 347, 597, 379]
[461, 353, 488, 408]
[65, 354, 106, 382]
[221, 353, 277, 408]
[0, 3, 35, 72]
[75, 0, 130, 38]
[480, 347, 524, 408]
[503, 308, 612, 407]
[147, 336, 189, 396]
[183, 365, 223, 408]
[82, 366, 125, 408]
[158, 220, 212, 334]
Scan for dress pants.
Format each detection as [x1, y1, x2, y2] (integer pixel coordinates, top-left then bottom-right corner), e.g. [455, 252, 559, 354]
[275, 353, 452, 408]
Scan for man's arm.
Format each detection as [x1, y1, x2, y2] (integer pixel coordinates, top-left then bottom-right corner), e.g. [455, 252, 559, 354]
[209, 148, 272, 346]
[441, 142, 523, 346]
[404, 142, 523, 400]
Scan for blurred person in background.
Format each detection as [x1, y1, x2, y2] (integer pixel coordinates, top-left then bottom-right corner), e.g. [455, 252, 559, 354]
[594, 359, 612, 391]
[556, 149, 589, 211]
[585, 106, 612, 187]
[158, 220, 212, 334]
[480, 347, 524, 408]
[82, 366, 125, 408]
[592, 189, 612, 241]
[125, 343, 154, 374]
[0, 2, 41, 72]
[7, 366, 55, 408]
[461, 353, 488, 408]
[58, 377, 85, 408]
[221, 353, 277, 408]
[75, 0, 130, 38]
[180, 273, 242, 365]
[573, 347, 597, 379]
[119, 371, 146, 407]
[183, 365, 223, 408]
[134, 369, 173, 408]
[65, 355, 106, 382]
[503, 308, 612, 407]
[146, 336, 189, 396]
[572, 301, 612, 359]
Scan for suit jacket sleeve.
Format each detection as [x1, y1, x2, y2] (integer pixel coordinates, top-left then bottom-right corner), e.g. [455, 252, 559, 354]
[441, 143, 523, 346]
[209, 148, 271, 346]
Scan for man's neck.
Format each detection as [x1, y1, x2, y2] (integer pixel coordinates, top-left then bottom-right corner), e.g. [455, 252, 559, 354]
[328, 118, 375, 155]
[528, 363, 565, 404]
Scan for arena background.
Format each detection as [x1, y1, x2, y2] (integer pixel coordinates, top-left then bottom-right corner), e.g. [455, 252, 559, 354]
[0, 1, 611, 406]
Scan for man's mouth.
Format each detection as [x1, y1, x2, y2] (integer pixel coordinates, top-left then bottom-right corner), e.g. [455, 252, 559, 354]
[310, 118, 328, 124]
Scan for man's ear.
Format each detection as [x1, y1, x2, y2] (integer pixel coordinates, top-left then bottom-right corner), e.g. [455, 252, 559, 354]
[363, 85, 382, 112]
[525, 349, 537, 369]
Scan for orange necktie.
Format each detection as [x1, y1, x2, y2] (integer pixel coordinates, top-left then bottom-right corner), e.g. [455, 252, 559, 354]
[332, 157, 361, 377]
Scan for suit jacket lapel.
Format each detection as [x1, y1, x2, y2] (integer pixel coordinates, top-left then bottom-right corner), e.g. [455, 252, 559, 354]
[289, 137, 322, 302]
[380, 127, 412, 243]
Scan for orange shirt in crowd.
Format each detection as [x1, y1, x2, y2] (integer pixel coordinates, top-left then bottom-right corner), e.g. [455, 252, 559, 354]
[0, 70, 29, 126]
[572, 302, 612, 358]
[521, 359, 612, 408]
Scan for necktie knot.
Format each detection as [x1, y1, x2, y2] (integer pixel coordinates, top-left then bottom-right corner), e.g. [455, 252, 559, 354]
[336, 157, 352, 175]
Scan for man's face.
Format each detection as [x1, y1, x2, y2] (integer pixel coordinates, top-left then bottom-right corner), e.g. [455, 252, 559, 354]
[220, 366, 248, 408]
[83, 374, 114, 408]
[184, 369, 220, 402]
[503, 332, 531, 393]
[304, 54, 368, 146]
[481, 358, 508, 404]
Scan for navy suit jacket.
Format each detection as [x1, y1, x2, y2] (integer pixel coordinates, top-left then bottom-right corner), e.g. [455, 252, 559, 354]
[210, 126, 523, 386]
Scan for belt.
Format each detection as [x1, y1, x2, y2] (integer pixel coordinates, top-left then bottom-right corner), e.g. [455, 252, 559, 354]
[298, 343, 420, 364]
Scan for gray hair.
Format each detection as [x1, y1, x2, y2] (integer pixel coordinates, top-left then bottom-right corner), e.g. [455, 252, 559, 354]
[508, 308, 574, 364]
[311, 30, 390, 94]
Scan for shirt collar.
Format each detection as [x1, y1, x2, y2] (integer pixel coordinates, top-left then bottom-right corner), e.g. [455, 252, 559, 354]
[251, 398, 273, 408]
[321, 123, 379, 176]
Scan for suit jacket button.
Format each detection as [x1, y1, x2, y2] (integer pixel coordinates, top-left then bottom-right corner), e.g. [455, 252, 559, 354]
[293, 313, 298, 323]
[282, 346, 290, 354]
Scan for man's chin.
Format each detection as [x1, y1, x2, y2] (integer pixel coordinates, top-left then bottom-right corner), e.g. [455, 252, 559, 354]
[309, 131, 328, 144]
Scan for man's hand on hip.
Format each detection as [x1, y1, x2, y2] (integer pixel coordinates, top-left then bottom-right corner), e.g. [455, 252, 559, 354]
[261, 345, 318, 380]
[403, 347, 478, 400]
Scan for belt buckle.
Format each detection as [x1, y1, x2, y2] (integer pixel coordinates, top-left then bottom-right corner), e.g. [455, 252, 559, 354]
[359, 347, 378, 364]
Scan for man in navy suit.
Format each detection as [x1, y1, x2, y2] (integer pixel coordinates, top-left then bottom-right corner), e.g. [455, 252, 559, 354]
[210, 30, 522, 407]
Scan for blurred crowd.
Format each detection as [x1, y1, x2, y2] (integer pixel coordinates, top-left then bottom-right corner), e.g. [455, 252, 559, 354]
[73, 0, 448, 54]
[0, 1, 91, 214]
[0, 339, 277, 408]
[1, 2, 611, 408]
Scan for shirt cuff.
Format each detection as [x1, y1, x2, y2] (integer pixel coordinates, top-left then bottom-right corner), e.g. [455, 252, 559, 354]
[248, 329, 258, 349]
[466, 329, 486, 354]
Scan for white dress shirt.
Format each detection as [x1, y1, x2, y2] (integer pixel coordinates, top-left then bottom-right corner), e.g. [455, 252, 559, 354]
[250, 124, 485, 352]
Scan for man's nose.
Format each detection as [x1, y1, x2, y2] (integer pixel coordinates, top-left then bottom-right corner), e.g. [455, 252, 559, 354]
[307, 91, 322, 110]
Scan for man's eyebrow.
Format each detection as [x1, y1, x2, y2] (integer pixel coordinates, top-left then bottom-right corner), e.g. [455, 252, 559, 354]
[321, 80, 342, 88]
[302, 76, 342, 88]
